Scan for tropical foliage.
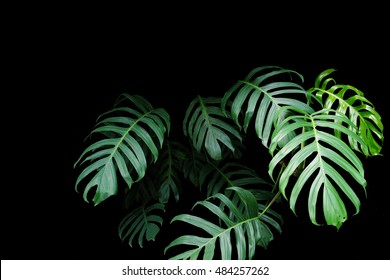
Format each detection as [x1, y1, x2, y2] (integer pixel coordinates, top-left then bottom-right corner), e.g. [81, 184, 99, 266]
[74, 66, 384, 259]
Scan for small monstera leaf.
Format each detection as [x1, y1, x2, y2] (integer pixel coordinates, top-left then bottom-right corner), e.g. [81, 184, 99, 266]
[118, 202, 165, 248]
[164, 187, 282, 260]
[268, 109, 368, 229]
[153, 140, 187, 204]
[198, 161, 272, 197]
[183, 95, 242, 160]
[308, 68, 384, 156]
[74, 94, 170, 206]
[221, 65, 319, 148]
[181, 144, 207, 187]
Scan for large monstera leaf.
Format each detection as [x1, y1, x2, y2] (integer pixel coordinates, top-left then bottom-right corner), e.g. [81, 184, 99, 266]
[164, 187, 282, 260]
[183, 95, 242, 160]
[74, 94, 170, 206]
[268, 109, 368, 229]
[221, 65, 319, 148]
[308, 68, 384, 157]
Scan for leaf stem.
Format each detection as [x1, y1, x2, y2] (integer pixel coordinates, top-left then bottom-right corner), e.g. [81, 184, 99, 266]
[258, 190, 281, 219]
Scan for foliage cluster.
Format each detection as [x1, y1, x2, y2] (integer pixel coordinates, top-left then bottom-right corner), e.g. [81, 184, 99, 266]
[74, 66, 384, 259]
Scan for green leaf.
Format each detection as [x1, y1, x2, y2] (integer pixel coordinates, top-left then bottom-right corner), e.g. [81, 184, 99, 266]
[164, 187, 281, 260]
[181, 145, 208, 187]
[183, 95, 242, 160]
[74, 94, 170, 206]
[221, 65, 319, 148]
[268, 109, 367, 229]
[118, 202, 165, 248]
[308, 68, 384, 156]
[153, 140, 187, 203]
[199, 161, 273, 197]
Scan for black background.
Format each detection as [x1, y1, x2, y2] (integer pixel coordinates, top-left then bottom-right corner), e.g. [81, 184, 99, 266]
[3, 6, 389, 261]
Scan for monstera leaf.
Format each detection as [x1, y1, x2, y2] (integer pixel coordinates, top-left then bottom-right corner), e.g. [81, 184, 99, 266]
[221, 65, 319, 148]
[181, 144, 207, 187]
[268, 109, 368, 229]
[308, 68, 384, 156]
[164, 187, 282, 260]
[74, 94, 170, 205]
[198, 161, 272, 197]
[118, 201, 165, 248]
[153, 140, 187, 203]
[183, 95, 242, 160]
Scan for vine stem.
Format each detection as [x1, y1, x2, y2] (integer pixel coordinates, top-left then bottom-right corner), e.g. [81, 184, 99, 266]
[259, 164, 285, 219]
[258, 190, 281, 219]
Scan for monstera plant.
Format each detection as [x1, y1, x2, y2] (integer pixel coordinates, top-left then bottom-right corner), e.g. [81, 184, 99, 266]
[74, 66, 384, 260]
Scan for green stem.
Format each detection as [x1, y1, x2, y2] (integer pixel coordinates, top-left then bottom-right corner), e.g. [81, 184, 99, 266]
[258, 190, 281, 219]
[261, 164, 284, 218]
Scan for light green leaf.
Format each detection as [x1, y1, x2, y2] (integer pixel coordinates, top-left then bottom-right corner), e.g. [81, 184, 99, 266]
[308, 68, 384, 156]
[269, 109, 367, 229]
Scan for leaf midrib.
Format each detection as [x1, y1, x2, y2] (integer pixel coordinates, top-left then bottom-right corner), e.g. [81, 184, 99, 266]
[188, 212, 264, 260]
[99, 110, 154, 182]
[310, 115, 326, 181]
